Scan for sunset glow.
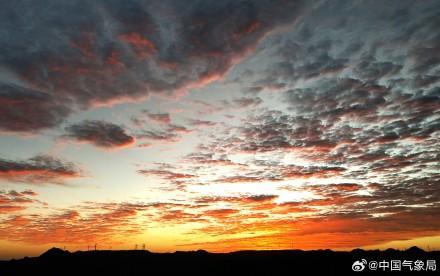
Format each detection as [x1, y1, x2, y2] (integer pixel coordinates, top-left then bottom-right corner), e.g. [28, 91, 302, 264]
[1, 0, 439, 260]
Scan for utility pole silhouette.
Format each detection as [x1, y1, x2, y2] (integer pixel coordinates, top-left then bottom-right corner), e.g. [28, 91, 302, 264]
[94, 244, 97, 251]
[142, 244, 145, 251]
[135, 244, 138, 250]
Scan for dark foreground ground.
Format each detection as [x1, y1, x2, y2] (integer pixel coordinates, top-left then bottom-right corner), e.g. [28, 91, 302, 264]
[0, 246, 438, 275]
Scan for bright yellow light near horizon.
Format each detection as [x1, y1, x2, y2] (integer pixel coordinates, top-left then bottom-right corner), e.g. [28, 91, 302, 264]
[362, 235, 440, 251]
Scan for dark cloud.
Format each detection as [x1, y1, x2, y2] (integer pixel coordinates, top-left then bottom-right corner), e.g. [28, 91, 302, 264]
[167, 124, 192, 134]
[0, 83, 70, 133]
[0, 0, 308, 133]
[134, 122, 194, 145]
[185, 152, 237, 166]
[136, 129, 178, 142]
[353, 58, 402, 81]
[0, 155, 81, 184]
[131, 115, 193, 144]
[1, 0, 440, 252]
[223, 97, 263, 108]
[64, 120, 134, 149]
[247, 0, 440, 102]
[142, 110, 171, 124]
[187, 119, 217, 127]
[242, 194, 278, 202]
[186, 100, 224, 115]
[283, 78, 389, 123]
[219, 110, 337, 153]
[242, 86, 264, 94]
[281, 165, 346, 179]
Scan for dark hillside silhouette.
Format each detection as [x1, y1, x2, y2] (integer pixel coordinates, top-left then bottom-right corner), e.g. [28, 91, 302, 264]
[0, 247, 438, 275]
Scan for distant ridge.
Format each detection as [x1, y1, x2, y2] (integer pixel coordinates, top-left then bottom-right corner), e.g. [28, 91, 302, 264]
[36, 245, 430, 258]
[406, 246, 426, 254]
[39, 247, 70, 258]
[2, 246, 438, 276]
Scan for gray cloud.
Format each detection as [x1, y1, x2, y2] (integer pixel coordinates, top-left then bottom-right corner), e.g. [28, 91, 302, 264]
[0, 155, 81, 184]
[142, 110, 171, 125]
[64, 120, 134, 148]
[0, 0, 308, 133]
[223, 97, 263, 108]
[187, 119, 217, 127]
[0, 83, 70, 132]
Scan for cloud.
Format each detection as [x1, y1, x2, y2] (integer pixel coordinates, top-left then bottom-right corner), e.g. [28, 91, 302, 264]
[142, 110, 171, 124]
[353, 57, 402, 81]
[187, 119, 217, 127]
[134, 123, 192, 145]
[167, 124, 192, 134]
[0, 189, 40, 213]
[64, 120, 135, 149]
[185, 153, 238, 166]
[0, 155, 81, 184]
[211, 110, 338, 153]
[0, 83, 71, 133]
[203, 208, 238, 220]
[0, 180, 438, 250]
[136, 130, 179, 142]
[281, 165, 346, 179]
[1, 0, 440, 253]
[214, 176, 267, 184]
[159, 210, 203, 223]
[222, 97, 263, 108]
[0, 0, 309, 133]
[242, 194, 278, 202]
[186, 100, 225, 115]
[181, 207, 440, 251]
[138, 169, 195, 180]
[0, 202, 147, 245]
[195, 194, 278, 205]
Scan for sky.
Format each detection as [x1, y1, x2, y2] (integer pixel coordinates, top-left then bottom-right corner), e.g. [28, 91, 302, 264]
[0, 0, 439, 259]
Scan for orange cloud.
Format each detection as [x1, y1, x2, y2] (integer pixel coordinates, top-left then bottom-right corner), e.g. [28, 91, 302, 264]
[0, 155, 81, 184]
[119, 33, 157, 58]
